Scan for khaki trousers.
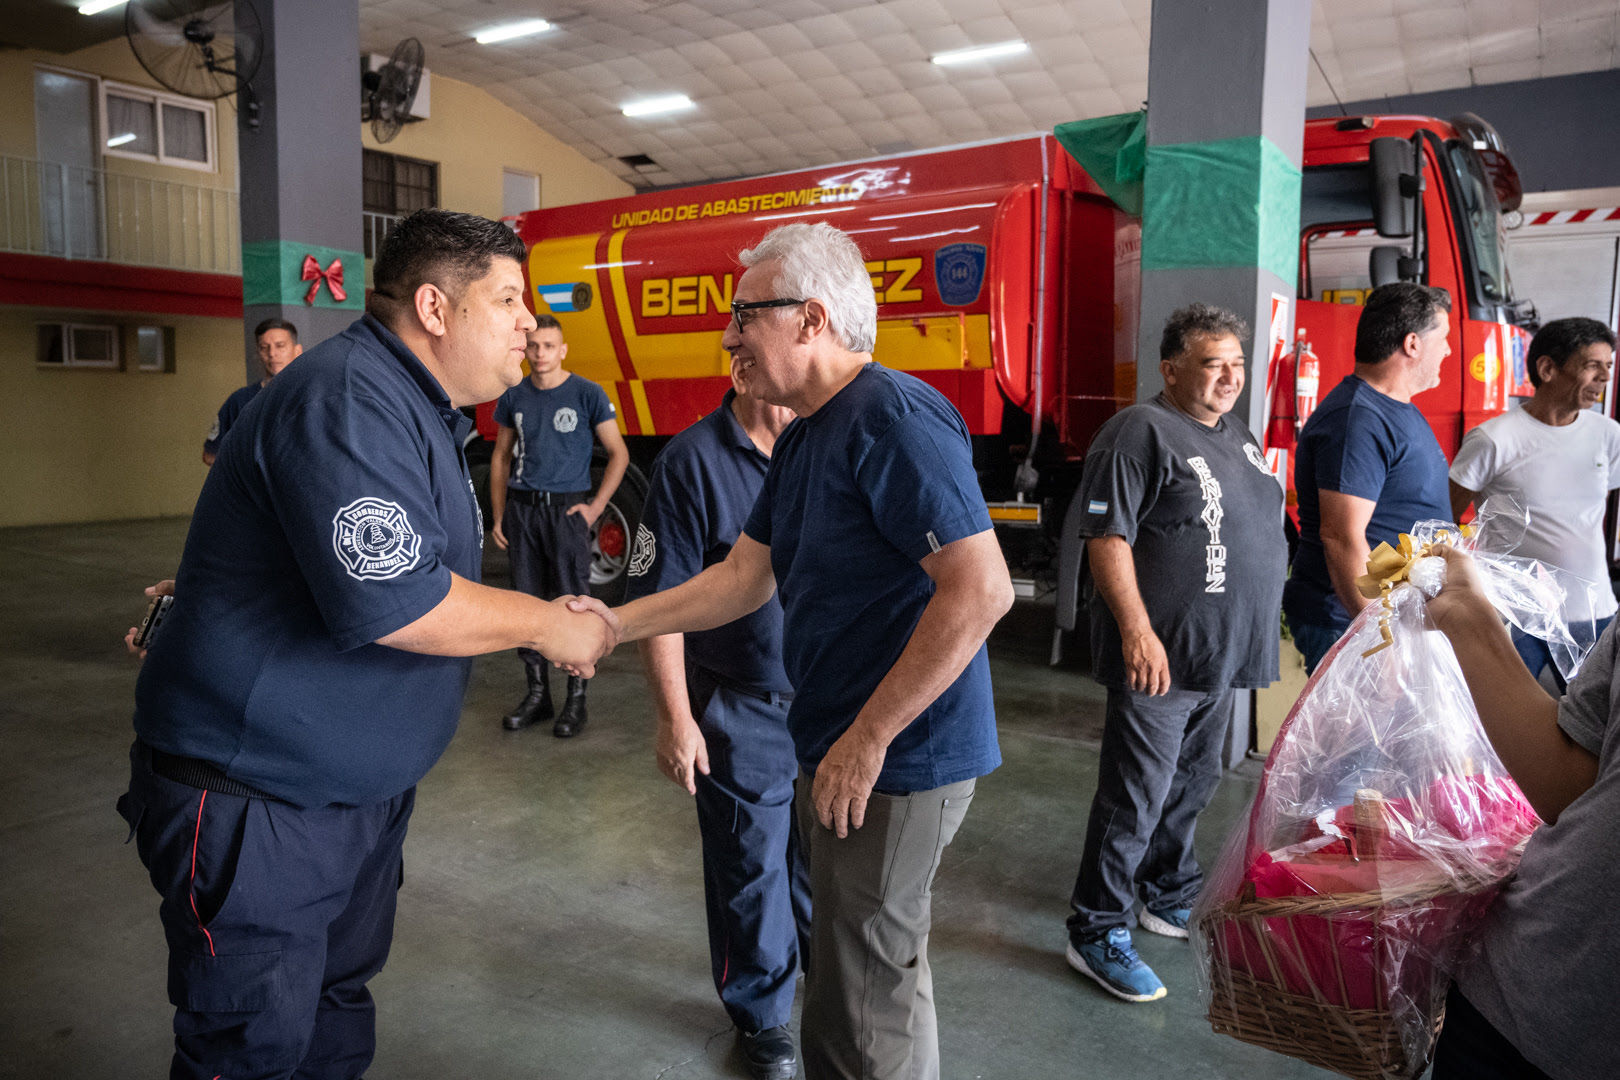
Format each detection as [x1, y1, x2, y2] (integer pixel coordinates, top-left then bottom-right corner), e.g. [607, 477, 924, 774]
[794, 772, 975, 1080]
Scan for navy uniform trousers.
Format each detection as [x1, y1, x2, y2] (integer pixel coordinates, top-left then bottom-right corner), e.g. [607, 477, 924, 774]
[506, 492, 592, 666]
[686, 664, 812, 1033]
[117, 742, 413, 1080]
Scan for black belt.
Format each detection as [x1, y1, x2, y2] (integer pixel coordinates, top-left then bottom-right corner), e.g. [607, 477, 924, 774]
[507, 488, 589, 507]
[145, 744, 279, 801]
[689, 664, 793, 706]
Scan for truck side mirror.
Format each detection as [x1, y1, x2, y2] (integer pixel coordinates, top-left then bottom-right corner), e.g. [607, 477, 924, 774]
[1370, 245, 1404, 288]
[1370, 137, 1415, 238]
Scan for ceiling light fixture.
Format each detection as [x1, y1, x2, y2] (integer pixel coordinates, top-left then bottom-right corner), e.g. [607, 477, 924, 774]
[78, 0, 128, 14]
[475, 19, 553, 45]
[622, 94, 694, 118]
[106, 132, 137, 147]
[930, 40, 1029, 66]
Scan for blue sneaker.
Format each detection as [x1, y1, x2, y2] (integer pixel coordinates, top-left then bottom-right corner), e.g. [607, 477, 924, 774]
[1066, 927, 1167, 1002]
[1138, 906, 1192, 940]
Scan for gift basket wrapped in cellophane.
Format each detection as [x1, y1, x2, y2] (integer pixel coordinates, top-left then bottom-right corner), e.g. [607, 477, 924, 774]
[1193, 504, 1597, 1080]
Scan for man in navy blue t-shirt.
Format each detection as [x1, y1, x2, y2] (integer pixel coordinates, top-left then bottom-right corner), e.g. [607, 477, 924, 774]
[201, 317, 301, 466]
[122, 211, 616, 1080]
[626, 356, 807, 1079]
[588, 222, 1012, 1080]
[491, 314, 629, 737]
[1285, 283, 1455, 672]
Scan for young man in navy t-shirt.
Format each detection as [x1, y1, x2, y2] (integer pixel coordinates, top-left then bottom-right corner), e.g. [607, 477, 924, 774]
[583, 222, 1012, 1080]
[491, 314, 629, 736]
[202, 318, 301, 466]
[1285, 283, 1455, 672]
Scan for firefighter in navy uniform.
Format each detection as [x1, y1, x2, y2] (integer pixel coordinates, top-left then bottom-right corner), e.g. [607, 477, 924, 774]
[120, 210, 616, 1080]
[202, 318, 301, 466]
[490, 314, 630, 737]
[626, 356, 809, 1080]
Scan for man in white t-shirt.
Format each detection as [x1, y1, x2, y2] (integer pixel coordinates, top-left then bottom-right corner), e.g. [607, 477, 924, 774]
[1451, 316, 1620, 688]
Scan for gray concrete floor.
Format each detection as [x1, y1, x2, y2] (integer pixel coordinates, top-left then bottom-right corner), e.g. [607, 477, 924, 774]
[0, 517, 1332, 1080]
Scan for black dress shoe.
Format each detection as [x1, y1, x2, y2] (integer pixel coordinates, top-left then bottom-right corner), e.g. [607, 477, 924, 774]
[737, 1025, 796, 1080]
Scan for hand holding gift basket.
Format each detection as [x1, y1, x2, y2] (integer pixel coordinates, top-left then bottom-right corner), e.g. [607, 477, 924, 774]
[1192, 504, 1596, 1080]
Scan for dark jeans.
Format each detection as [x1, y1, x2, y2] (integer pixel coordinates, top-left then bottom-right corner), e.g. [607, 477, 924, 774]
[506, 493, 591, 666]
[1067, 685, 1233, 940]
[117, 743, 413, 1080]
[1290, 594, 1353, 675]
[687, 666, 811, 1033]
[1513, 615, 1613, 693]
[1432, 983, 1555, 1080]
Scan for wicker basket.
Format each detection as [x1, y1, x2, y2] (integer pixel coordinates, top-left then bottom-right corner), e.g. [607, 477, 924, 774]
[1199, 878, 1455, 1080]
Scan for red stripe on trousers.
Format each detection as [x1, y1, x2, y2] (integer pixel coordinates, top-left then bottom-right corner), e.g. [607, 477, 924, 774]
[188, 791, 217, 957]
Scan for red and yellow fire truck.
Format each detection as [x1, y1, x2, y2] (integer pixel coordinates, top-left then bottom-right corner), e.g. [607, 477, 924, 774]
[477, 113, 1531, 609]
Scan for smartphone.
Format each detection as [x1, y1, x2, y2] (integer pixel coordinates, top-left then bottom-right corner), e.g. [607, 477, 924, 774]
[133, 594, 174, 650]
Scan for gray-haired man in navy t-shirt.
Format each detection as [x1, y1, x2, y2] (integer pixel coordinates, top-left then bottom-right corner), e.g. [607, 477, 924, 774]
[576, 222, 1012, 1080]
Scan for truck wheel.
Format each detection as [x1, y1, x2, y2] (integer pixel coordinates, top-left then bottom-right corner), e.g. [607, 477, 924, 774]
[588, 460, 646, 604]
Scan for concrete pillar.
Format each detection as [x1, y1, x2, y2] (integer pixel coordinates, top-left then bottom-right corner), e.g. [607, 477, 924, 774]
[1135, 0, 1311, 441]
[237, 0, 363, 381]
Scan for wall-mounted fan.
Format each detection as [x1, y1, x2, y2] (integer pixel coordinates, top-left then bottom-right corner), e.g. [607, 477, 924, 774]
[363, 38, 424, 144]
[126, 0, 264, 125]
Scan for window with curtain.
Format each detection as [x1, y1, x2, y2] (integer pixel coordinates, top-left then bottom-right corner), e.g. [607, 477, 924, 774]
[160, 103, 208, 163]
[105, 94, 157, 155]
[103, 82, 214, 170]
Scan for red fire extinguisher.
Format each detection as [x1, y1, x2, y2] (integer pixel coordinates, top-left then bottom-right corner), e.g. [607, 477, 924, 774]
[1294, 329, 1320, 430]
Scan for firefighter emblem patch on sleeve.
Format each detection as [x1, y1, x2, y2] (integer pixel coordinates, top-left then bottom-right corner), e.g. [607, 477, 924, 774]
[628, 523, 655, 577]
[332, 497, 423, 580]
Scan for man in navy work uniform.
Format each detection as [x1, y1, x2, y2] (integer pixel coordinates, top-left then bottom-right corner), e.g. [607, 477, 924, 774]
[1284, 283, 1454, 672]
[491, 313, 629, 737]
[626, 354, 807, 1080]
[202, 317, 301, 466]
[1062, 304, 1287, 1003]
[120, 209, 617, 1080]
[586, 222, 1013, 1080]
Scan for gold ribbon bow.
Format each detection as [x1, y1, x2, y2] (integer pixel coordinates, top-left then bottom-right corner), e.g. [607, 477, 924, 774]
[1354, 526, 1472, 657]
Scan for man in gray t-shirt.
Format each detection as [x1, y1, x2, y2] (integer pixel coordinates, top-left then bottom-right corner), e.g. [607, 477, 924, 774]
[1426, 546, 1620, 1080]
[1062, 304, 1287, 1005]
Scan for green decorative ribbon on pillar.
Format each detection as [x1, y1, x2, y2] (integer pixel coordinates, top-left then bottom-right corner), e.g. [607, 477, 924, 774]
[1141, 135, 1301, 289]
[1054, 115, 1302, 290]
[242, 240, 365, 309]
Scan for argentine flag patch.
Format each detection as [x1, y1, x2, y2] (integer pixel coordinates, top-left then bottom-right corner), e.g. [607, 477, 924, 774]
[1088, 500, 1108, 515]
[537, 282, 593, 313]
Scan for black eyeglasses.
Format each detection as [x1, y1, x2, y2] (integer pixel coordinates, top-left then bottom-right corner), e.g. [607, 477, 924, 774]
[730, 297, 806, 329]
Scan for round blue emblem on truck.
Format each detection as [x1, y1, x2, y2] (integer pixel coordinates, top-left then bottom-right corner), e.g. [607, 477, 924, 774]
[934, 243, 987, 306]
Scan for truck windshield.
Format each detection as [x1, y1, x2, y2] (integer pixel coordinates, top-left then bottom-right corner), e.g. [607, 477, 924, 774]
[1446, 142, 1512, 304]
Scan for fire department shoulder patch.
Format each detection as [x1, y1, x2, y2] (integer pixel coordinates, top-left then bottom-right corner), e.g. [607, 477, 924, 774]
[628, 523, 656, 577]
[332, 497, 423, 581]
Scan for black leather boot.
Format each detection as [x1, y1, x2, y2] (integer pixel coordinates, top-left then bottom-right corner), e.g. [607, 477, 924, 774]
[502, 657, 553, 730]
[553, 675, 588, 738]
[737, 1025, 797, 1080]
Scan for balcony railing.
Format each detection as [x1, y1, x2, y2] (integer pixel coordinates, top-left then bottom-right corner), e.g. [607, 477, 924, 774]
[0, 154, 240, 275]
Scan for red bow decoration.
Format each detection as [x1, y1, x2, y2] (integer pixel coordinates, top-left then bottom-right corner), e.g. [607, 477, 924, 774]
[301, 254, 346, 305]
